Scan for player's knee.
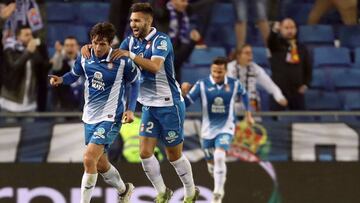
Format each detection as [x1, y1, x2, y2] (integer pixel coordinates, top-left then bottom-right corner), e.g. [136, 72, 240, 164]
[140, 150, 154, 159]
[83, 154, 97, 168]
[166, 151, 182, 162]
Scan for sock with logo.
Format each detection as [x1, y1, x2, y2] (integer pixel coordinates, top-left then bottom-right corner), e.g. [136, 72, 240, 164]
[100, 164, 126, 194]
[213, 149, 227, 195]
[141, 154, 167, 194]
[170, 154, 195, 197]
[80, 173, 98, 203]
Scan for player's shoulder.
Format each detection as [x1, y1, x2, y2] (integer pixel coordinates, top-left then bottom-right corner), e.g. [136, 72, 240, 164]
[155, 31, 171, 41]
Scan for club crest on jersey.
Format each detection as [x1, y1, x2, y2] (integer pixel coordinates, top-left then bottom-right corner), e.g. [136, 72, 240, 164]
[107, 63, 114, 69]
[156, 40, 167, 51]
[225, 84, 230, 92]
[91, 71, 105, 91]
[146, 41, 151, 49]
[212, 97, 226, 113]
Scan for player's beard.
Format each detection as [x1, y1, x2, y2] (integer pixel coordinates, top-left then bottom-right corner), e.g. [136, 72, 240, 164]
[138, 23, 151, 39]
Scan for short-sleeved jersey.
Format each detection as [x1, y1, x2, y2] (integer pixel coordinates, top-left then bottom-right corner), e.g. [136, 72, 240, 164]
[186, 76, 247, 139]
[70, 48, 139, 124]
[120, 27, 183, 107]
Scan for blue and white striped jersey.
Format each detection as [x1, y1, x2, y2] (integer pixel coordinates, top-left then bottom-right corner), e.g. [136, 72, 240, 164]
[64, 48, 139, 124]
[185, 76, 247, 139]
[120, 27, 183, 107]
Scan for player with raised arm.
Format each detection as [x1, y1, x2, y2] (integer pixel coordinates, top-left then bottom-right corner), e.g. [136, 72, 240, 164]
[49, 22, 139, 203]
[181, 57, 254, 203]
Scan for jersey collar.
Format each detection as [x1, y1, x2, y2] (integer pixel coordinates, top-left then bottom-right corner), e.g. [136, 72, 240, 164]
[90, 48, 113, 63]
[209, 75, 228, 85]
[145, 27, 157, 41]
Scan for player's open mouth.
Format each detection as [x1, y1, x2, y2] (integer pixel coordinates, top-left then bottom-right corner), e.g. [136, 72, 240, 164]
[133, 28, 139, 35]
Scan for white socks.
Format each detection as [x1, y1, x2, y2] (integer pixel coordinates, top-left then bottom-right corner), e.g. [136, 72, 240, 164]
[141, 155, 167, 194]
[213, 150, 227, 195]
[80, 173, 98, 203]
[170, 154, 195, 198]
[100, 164, 126, 194]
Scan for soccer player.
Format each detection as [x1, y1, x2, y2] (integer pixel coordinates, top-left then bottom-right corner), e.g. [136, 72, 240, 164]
[49, 22, 139, 203]
[181, 57, 254, 203]
[82, 3, 199, 203]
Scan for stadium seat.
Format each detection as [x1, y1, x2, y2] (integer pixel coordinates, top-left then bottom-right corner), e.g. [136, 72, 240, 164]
[46, 3, 77, 22]
[283, 3, 313, 25]
[252, 47, 269, 68]
[78, 3, 110, 25]
[181, 66, 210, 84]
[211, 3, 236, 25]
[338, 25, 360, 49]
[329, 69, 360, 90]
[305, 90, 342, 110]
[313, 47, 351, 68]
[298, 25, 334, 45]
[205, 25, 236, 49]
[310, 69, 327, 90]
[353, 47, 360, 67]
[341, 91, 360, 110]
[47, 24, 89, 46]
[189, 47, 226, 66]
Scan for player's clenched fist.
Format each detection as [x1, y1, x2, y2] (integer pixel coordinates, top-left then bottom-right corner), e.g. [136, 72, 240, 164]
[48, 75, 63, 87]
[181, 82, 192, 95]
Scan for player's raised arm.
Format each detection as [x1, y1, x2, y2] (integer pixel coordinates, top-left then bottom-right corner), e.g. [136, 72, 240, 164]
[122, 59, 140, 124]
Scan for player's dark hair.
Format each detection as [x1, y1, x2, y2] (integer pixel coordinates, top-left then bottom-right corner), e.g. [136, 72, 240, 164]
[212, 57, 228, 70]
[90, 22, 116, 44]
[130, 2, 154, 17]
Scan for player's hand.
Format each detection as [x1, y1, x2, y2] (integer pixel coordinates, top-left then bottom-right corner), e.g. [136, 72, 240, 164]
[272, 21, 280, 32]
[54, 41, 63, 53]
[298, 85, 308, 94]
[48, 75, 63, 87]
[181, 82, 192, 95]
[245, 111, 255, 126]
[81, 44, 92, 59]
[110, 49, 129, 61]
[122, 110, 134, 124]
[278, 98, 288, 107]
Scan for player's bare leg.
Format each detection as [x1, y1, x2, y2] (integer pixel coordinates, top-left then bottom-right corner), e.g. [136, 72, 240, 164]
[166, 143, 199, 203]
[140, 136, 171, 203]
[97, 154, 133, 203]
[81, 143, 103, 203]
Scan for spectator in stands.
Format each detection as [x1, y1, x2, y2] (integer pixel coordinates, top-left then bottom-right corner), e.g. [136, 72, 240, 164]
[0, 2, 16, 94]
[308, 0, 358, 25]
[227, 44, 288, 112]
[232, 0, 270, 49]
[0, 25, 47, 113]
[2, 0, 43, 40]
[151, 0, 205, 82]
[109, 0, 132, 44]
[50, 36, 83, 111]
[268, 18, 312, 111]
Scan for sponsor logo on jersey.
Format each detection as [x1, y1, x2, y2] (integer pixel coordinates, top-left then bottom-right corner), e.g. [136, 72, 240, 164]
[156, 40, 167, 51]
[211, 97, 226, 113]
[91, 71, 105, 91]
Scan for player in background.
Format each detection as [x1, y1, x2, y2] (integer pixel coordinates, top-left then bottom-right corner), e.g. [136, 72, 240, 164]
[50, 22, 139, 203]
[181, 57, 254, 203]
[81, 3, 199, 203]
